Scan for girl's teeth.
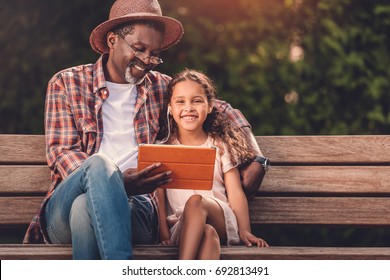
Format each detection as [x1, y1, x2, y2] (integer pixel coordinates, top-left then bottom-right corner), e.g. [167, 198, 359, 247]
[182, 116, 196, 121]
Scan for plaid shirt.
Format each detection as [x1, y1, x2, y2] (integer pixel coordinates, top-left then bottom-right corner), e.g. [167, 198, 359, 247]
[23, 54, 250, 244]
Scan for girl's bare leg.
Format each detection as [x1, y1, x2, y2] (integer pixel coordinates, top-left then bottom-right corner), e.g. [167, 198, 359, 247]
[196, 224, 220, 260]
[178, 194, 226, 260]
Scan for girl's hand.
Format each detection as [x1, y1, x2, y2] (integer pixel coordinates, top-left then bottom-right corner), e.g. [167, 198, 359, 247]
[240, 231, 269, 247]
[160, 239, 172, 246]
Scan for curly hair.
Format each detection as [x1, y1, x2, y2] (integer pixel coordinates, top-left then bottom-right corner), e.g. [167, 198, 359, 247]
[167, 69, 254, 166]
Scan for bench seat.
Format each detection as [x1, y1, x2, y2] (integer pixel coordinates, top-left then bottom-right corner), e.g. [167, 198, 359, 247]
[1, 134, 390, 260]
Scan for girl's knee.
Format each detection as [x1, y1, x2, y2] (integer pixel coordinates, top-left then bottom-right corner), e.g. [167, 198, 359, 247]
[204, 224, 219, 240]
[184, 194, 204, 209]
[203, 224, 220, 252]
[183, 195, 208, 217]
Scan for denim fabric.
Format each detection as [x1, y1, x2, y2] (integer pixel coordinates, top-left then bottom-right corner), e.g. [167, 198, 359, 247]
[44, 154, 158, 259]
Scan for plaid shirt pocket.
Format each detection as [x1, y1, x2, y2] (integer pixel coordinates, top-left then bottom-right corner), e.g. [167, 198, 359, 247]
[77, 118, 98, 155]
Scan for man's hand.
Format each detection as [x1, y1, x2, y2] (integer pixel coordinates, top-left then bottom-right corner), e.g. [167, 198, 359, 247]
[122, 163, 172, 196]
[239, 161, 265, 197]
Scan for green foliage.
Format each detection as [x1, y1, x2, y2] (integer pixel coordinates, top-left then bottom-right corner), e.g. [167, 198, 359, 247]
[0, 1, 108, 133]
[293, 0, 390, 134]
[1, 0, 389, 135]
[160, 0, 390, 135]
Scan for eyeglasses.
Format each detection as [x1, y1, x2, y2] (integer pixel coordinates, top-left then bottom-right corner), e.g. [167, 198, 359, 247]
[118, 36, 163, 65]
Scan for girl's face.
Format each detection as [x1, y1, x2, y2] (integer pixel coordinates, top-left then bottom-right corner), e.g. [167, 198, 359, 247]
[169, 79, 213, 135]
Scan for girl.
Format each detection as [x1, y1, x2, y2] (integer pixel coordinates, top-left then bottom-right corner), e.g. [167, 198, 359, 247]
[157, 69, 268, 260]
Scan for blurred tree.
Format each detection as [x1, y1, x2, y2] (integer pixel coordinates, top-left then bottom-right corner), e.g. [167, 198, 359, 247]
[0, 0, 109, 133]
[160, 0, 390, 135]
[292, 0, 390, 134]
[1, 0, 389, 135]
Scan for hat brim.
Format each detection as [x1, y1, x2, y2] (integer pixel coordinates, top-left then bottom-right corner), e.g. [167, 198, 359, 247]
[90, 13, 184, 54]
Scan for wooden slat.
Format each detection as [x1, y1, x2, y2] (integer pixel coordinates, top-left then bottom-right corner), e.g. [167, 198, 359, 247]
[0, 166, 50, 194]
[261, 166, 390, 195]
[0, 134, 46, 164]
[2, 165, 390, 195]
[1, 134, 390, 164]
[249, 197, 390, 226]
[0, 244, 71, 260]
[2, 196, 390, 227]
[256, 135, 390, 164]
[1, 244, 390, 260]
[2, 134, 390, 165]
[220, 246, 390, 260]
[0, 197, 42, 226]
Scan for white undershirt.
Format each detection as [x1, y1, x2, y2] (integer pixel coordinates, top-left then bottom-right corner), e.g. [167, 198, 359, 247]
[98, 82, 138, 172]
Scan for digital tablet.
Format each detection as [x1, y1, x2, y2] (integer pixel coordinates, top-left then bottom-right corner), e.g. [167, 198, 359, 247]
[137, 144, 216, 190]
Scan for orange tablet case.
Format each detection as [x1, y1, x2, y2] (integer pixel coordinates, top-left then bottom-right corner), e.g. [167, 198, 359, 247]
[137, 144, 216, 190]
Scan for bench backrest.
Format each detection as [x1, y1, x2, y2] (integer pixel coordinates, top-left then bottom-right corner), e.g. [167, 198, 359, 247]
[255, 135, 390, 227]
[1, 135, 390, 229]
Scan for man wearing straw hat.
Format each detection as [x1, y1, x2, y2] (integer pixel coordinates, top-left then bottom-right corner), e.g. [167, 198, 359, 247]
[23, 0, 268, 259]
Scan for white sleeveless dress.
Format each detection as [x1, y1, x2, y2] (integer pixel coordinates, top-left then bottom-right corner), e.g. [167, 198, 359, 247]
[165, 137, 240, 245]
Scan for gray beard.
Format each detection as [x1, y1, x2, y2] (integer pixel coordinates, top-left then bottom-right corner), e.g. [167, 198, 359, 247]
[125, 65, 147, 85]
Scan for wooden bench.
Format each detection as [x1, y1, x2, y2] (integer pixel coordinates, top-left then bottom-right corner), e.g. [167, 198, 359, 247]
[1, 134, 390, 260]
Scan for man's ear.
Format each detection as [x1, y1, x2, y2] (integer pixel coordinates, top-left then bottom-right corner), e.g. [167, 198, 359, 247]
[106, 32, 116, 49]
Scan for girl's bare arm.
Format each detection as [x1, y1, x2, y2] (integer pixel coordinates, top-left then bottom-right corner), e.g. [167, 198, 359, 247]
[224, 167, 269, 247]
[156, 188, 172, 245]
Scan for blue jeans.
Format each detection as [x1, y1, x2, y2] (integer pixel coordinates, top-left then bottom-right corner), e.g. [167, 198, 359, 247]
[44, 154, 158, 260]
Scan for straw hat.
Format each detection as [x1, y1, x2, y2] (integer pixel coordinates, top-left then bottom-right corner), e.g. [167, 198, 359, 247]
[90, 0, 184, 54]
